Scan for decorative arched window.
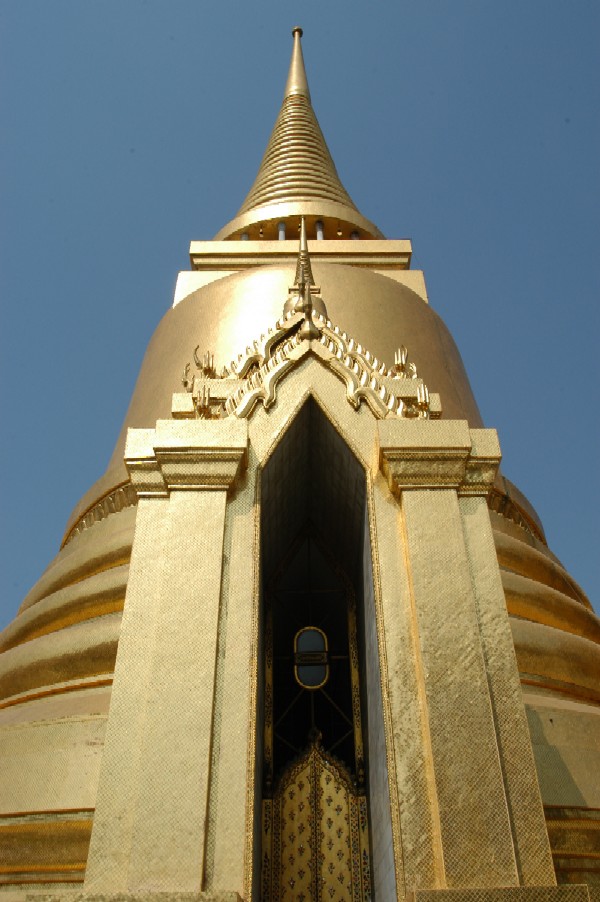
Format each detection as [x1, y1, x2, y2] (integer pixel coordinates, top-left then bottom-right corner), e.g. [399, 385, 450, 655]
[294, 626, 329, 689]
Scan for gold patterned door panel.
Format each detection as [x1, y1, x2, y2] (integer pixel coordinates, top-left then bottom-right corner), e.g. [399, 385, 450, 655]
[262, 741, 371, 901]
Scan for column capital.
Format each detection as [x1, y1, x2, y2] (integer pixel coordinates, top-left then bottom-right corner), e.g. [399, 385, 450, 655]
[379, 420, 500, 495]
[125, 419, 248, 496]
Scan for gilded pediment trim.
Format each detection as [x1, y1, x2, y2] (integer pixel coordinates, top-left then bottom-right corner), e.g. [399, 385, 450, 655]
[179, 309, 441, 424]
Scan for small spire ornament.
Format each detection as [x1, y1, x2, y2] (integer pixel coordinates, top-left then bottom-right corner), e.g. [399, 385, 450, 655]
[287, 217, 322, 340]
[294, 216, 316, 289]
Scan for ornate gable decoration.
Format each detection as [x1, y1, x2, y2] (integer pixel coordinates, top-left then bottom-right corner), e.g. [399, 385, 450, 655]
[176, 219, 441, 423]
[177, 312, 441, 424]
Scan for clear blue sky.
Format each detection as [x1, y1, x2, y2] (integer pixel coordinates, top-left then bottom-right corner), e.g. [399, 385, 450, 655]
[1, 1, 599, 629]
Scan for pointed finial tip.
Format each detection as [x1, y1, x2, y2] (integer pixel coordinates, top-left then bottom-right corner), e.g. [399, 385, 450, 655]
[285, 25, 310, 99]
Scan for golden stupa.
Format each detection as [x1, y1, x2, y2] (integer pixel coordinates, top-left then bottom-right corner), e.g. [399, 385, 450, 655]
[0, 27, 598, 902]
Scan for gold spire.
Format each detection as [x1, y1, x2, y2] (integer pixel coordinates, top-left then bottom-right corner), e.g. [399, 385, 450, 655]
[285, 217, 327, 320]
[294, 216, 315, 287]
[293, 220, 322, 339]
[215, 28, 383, 240]
[236, 26, 355, 216]
[284, 26, 310, 99]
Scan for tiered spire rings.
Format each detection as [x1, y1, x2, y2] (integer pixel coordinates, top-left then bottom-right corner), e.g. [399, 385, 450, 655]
[214, 28, 382, 241]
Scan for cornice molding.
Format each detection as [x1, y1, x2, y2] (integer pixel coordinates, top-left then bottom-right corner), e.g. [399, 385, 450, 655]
[125, 420, 248, 497]
[379, 421, 501, 495]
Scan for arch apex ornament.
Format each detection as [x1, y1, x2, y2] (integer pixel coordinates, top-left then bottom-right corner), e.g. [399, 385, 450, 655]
[285, 215, 326, 319]
[294, 216, 317, 291]
[287, 217, 327, 341]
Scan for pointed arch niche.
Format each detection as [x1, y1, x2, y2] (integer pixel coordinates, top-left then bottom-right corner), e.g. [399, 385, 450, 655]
[256, 397, 395, 900]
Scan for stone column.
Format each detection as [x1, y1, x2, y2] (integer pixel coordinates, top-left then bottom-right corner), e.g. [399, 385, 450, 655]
[83, 419, 247, 899]
[378, 420, 570, 900]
